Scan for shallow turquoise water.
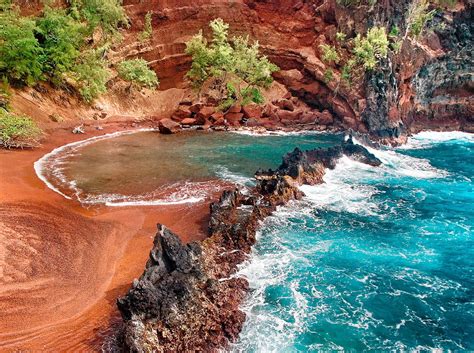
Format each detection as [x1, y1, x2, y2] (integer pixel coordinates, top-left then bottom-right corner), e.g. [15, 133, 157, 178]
[233, 132, 474, 351]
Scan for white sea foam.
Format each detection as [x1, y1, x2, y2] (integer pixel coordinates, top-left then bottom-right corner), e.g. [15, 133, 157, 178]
[300, 156, 381, 216]
[214, 165, 254, 186]
[401, 131, 474, 150]
[353, 137, 448, 179]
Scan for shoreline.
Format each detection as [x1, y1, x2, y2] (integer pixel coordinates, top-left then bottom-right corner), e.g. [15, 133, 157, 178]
[1, 121, 471, 350]
[0, 121, 217, 351]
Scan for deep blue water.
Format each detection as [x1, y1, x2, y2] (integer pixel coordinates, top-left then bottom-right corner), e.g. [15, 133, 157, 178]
[232, 132, 474, 352]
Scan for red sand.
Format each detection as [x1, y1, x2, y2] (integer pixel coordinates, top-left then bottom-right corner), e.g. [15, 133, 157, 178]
[0, 124, 216, 351]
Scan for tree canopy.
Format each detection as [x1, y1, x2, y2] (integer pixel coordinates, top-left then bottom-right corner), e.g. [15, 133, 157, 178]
[185, 18, 279, 106]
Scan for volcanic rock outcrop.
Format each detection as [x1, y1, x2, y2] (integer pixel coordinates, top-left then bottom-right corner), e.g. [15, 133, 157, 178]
[117, 137, 382, 351]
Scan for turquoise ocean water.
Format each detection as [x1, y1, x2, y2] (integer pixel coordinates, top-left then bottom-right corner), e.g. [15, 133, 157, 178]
[36, 130, 473, 351]
[232, 132, 474, 351]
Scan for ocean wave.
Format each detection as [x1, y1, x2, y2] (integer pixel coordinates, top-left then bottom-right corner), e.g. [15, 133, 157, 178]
[400, 131, 474, 150]
[79, 180, 219, 207]
[214, 165, 254, 186]
[300, 156, 381, 216]
[353, 137, 448, 179]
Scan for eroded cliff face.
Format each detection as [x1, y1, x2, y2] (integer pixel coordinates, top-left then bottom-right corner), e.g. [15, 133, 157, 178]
[9, 0, 472, 139]
[118, 0, 473, 142]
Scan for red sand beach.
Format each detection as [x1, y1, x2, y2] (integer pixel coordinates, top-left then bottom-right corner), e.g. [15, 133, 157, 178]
[0, 124, 216, 351]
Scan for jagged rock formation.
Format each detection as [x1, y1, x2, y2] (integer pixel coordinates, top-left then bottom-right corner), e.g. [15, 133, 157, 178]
[117, 138, 382, 351]
[118, 0, 473, 142]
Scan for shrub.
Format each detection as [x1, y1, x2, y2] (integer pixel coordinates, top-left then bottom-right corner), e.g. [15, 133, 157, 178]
[69, 0, 128, 35]
[407, 0, 436, 38]
[336, 31, 347, 42]
[341, 61, 355, 84]
[0, 110, 42, 148]
[117, 59, 159, 90]
[0, 80, 11, 110]
[138, 11, 153, 42]
[320, 44, 340, 64]
[353, 26, 389, 70]
[324, 69, 334, 83]
[73, 50, 110, 102]
[35, 7, 86, 85]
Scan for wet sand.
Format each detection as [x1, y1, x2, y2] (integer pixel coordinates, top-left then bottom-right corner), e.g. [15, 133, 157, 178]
[0, 124, 218, 351]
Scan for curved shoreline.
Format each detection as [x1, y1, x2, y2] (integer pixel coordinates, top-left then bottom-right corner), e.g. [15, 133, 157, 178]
[117, 137, 383, 351]
[0, 122, 217, 351]
[34, 128, 156, 201]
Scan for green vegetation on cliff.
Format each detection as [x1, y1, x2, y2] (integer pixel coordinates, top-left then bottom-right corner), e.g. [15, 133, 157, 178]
[118, 59, 159, 90]
[185, 18, 279, 108]
[0, 0, 144, 104]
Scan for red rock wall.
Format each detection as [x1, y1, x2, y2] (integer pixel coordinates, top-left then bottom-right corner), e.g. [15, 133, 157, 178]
[119, 0, 473, 140]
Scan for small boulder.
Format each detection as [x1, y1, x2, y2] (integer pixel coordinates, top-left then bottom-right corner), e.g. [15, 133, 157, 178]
[228, 103, 242, 113]
[242, 104, 263, 120]
[225, 112, 244, 126]
[181, 118, 197, 126]
[172, 106, 192, 121]
[209, 112, 224, 123]
[197, 106, 215, 119]
[213, 117, 226, 126]
[158, 118, 181, 134]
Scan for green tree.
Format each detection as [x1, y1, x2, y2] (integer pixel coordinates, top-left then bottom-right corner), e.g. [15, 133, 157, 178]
[73, 50, 110, 103]
[185, 18, 278, 105]
[35, 7, 86, 84]
[69, 0, 128, 36]
[117, 58, 159, 90]
[0, 8, 43, 85]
